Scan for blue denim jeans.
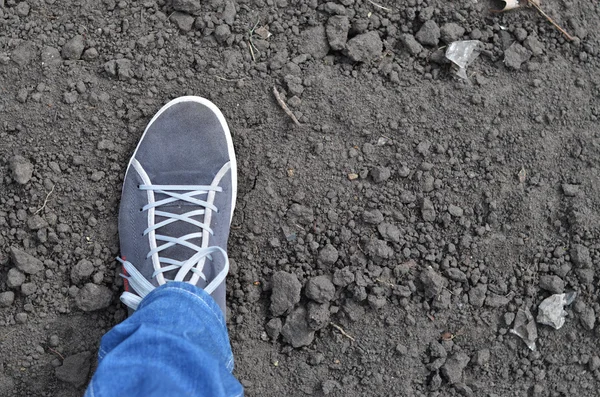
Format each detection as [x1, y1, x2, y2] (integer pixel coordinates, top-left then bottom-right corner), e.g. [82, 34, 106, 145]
[84, 282, 243, 397]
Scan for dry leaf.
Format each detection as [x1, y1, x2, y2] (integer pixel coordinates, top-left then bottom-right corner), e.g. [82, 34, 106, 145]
[440, 332, 454, 341]
[255, 26, 272, 40]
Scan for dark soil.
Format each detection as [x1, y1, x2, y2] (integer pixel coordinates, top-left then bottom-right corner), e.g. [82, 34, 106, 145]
[1, 0, 600, 396]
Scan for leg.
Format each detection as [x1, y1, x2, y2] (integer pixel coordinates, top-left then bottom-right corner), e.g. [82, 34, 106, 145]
[85, 282, 242, 397]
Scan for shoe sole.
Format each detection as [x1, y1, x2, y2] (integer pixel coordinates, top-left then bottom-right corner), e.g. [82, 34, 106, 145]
[123, 96, 238, 223]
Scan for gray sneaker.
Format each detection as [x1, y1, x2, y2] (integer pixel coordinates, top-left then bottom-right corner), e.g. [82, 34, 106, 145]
[117, 96, 237, 314]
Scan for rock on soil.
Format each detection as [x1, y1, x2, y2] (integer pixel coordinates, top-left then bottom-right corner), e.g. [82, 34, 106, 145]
[270, 271, 301, 316]
[55, 352, 92, 387]
[75, 284, 113, 312]
[10, 247, 43, 274]
[305, 275, 335, 303]
[281, 307, 314, 348]
[9, 155, 33, 184]
[345, 31, 382, 62]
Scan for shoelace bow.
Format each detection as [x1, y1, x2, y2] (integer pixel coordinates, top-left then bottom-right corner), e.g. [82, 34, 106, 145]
[119, 184, 229, 310]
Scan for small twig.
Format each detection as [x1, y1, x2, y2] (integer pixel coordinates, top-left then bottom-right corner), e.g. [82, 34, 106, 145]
[367, 0, 392, 11]
[330, 323, 356, 342]
[527, 0, 573, 41]
[47, 347, 65, 361]
[35, 184, 55, 215]
[272, 87, 300, 126]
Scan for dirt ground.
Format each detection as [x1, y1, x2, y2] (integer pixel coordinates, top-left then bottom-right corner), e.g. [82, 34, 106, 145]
[1, 0, 599, 396]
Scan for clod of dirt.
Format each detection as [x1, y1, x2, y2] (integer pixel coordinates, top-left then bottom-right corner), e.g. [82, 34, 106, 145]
[440, 23, 465, 44]
[421, 198, 436, 222]
[172, 0, 201, 15]
[344, 31, 383, 62]
[7, 268, 25, 288]
[332, 267, 354, 287]
[10, 247, 43, 275]
[299, 25, 330, 60]
[420, 267, 447, 299]
[401, 34, 424, 56]
[61, 36, 85, 60]
[27, 214, 48, 230]
[524, 36, 544, 57]
[370, 166, 391, 183]
[11, 41, 37, 66]
[15, 1, 30, 16]
[416, 20, 440, 47]
[377, 223, 401, 242]
[326, 16, 350, 51]
[307, 302, 330, 330]
[214, 24, 231, 44]
[574, 301, 596, 330]
[71, 259, 95, 284]
[171, 12, 195, 32]
[538, 275, 565, 294]
[474, 348, 490, 366]
[363, 209, 384, 225]
[103, 59, 134, 80]
[281, 306, 314, 348]
[570, 244, 591, 268]
[75, 284, 113, 312]
[21, 282, 37, 296]
[9, 155, 33, 185]
[504, 43, 532, 70]
[41, 46, 62, 67]
[305, 275, 335, 303]
[270, 271, 301, 316]
[265, 318, 282, 340]
[469, 284, 487, 307]
[440, 351, 470, 384]
[318, 244, 339, 266]
[55, 351, 92, 387]
[222, 1, 236, 25]
[0, 291, 15, 307]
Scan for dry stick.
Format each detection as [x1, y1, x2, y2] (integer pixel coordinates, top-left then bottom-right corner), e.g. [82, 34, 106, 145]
[367, 0, 392, 11]
[272, 87, 301, 126]
[330, 323, 356, 342]
[527, 0, 573, 41]
[247, 41, 256, 62]
[35, 184, 55, 215]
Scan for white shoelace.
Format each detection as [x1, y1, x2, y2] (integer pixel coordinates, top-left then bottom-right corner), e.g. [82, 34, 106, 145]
[119, 184, 229, 310]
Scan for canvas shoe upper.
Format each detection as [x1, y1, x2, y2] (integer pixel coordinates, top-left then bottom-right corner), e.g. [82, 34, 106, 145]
[117, 96, 237, 314]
